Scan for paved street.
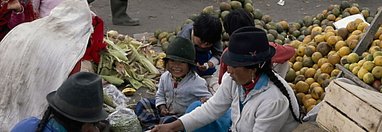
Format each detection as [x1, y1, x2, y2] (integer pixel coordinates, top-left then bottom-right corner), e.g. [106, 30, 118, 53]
[90, 0, 382, 35]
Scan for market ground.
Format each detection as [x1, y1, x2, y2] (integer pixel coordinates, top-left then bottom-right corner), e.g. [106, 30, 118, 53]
[90, 0, 381, 131]
[90, 0, 382, 36]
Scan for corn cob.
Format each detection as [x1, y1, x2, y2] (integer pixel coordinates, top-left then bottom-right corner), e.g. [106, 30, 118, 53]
[102, 75, 124, 86]
[103, 93, 117, 108]
[128, 44, 159, 74]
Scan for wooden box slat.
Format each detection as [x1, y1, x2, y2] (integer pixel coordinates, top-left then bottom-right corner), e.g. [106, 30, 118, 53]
[324, 80, 382, 131]
[317, 80, 382, 131]
[354, 10, 382, 55]
[317, 101, 366, 132]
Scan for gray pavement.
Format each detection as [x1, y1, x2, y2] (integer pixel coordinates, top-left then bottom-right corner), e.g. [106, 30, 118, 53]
[90, 0, 382, 36]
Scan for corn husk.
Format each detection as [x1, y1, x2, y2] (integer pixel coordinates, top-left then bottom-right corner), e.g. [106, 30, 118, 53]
[97, 35, 160, 91]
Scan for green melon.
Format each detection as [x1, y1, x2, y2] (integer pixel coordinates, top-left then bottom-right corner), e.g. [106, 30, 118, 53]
[303, 16, 313, 26]
[230, 1, 242, 9]
[219, 2, 231, 11]
[244, 3, 254, 13]
[253, 9, 263, 19]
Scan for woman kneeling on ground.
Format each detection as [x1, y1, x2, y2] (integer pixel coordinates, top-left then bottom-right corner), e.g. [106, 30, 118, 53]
[12, 72, 109, 132]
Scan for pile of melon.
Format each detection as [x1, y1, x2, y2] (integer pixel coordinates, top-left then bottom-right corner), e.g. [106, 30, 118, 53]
[341, 26, 382, 91]
[286, 18, 382, 112]
[285, 7, 382, 112]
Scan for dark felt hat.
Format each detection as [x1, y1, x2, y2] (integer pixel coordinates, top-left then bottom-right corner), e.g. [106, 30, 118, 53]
[222, 26, 275, 67]
[46, 72, 108, 123]
[165, 37, 196, 65]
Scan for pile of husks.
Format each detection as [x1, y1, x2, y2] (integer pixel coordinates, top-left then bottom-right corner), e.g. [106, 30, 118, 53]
[97, 30, 166, 94]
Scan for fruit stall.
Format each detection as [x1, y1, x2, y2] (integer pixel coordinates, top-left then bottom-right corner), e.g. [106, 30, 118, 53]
[95, 0, 382, 131]
[315, 7, 382, 131]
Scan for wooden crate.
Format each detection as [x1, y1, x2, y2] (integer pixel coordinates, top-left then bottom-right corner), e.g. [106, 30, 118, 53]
[317, 80, 382, 132]
[336, 64, 378, 92]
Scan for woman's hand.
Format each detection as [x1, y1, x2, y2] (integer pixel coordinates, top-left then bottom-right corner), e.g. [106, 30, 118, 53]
[81, 123, 100, 132]
[196, 62, 212, 72]
[7, 0, 22, 12]
[151, 120, 184, 132]
[95, 120, 111, 132]
[151, 124, 175, 132]
[158, 105, 170, 116]
[200, 97, 209, 103]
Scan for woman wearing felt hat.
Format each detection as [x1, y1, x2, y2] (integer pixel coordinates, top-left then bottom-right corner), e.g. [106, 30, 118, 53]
[151, 27, 301, 132]
[11, 72, 109, 132]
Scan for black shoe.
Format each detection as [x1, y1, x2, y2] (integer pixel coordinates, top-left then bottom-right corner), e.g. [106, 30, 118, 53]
[87, 0, 95, 4]
[112, 18, 140, 26]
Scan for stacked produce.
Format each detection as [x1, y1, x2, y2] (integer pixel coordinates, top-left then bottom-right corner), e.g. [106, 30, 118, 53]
[284, 2, 380, 112]
[97, 30, 165, 93]
[341, 24, 382, 92]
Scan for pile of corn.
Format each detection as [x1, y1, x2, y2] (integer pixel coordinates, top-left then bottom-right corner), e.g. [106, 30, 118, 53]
[96, 30, 165, 92]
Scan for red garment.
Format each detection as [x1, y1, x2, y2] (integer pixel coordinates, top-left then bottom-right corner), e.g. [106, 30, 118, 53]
[0, 0, 37, 40]
[242, 74, 260, 97]
[268, 42, 296, 63]
[69, 16, 107, 75]
[218, 42, 296, 84]
[218, 48, 228, 84]
[82, 16, 107, 64]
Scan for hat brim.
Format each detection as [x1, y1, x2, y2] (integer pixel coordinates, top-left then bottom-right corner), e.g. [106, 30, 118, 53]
[222, 46, 276, 67]
[46, 91, 109, 123]
[164, 55, 196, 66]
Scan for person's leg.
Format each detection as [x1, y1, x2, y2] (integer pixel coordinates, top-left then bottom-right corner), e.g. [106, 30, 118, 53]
[135, 98, 160, 130]
[186, 101, 232, 132]
[109, 0, 139, 26]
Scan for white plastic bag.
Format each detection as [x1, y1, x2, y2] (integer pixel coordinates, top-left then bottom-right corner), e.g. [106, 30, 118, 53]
[107, 107, 142, 132]
[103, 84, 130, 107]
[0, 0, 93, 130]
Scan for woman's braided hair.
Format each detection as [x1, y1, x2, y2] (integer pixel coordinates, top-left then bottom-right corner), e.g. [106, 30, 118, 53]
[36, 106, 85, 131]
[250, 60, 300, 122]
[36, 107, 52, 132]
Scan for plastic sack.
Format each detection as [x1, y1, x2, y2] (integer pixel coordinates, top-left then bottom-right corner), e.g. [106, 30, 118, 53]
[103, 84, 130, 107]
[0, 0, 93, 130]
[107, 107, 142, 132]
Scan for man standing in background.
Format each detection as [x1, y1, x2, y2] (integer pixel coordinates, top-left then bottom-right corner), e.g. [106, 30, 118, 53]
[110, 0, 139, 26]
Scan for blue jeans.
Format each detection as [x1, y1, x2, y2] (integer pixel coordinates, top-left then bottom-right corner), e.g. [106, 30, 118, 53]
[185, 101, 231, 132]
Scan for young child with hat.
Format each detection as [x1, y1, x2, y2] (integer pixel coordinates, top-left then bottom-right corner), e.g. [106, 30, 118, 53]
[134, 37, 214, 130]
